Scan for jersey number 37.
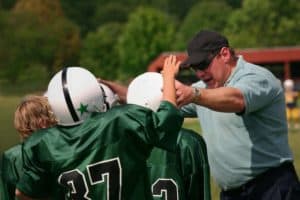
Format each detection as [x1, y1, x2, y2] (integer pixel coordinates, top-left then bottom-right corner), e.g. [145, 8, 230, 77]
[58, 157, 179, 200]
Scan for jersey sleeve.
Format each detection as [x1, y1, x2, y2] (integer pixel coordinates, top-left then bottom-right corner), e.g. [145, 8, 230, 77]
[177, 129, 211, 200]
[1, 152, 14, 200]
[0, 168, 6, 200]
[128, 101, 183, 152]
[1, 145, 23, 200]
[180, 103, 198, 118]
[16, 137, 50, 198]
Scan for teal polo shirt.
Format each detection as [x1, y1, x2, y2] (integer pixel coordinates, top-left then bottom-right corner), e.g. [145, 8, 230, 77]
[181, 56, 293, 190]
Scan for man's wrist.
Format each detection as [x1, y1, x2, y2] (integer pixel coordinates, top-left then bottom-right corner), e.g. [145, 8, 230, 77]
[192, 87, 201, 103]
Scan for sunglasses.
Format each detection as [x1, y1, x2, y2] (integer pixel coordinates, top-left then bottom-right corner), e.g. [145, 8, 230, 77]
[190, 49, 220, 71]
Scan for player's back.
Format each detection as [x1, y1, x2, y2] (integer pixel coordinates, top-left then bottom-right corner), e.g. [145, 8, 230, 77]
[147, 128, 211, 200]
[18, 102, 182, 199]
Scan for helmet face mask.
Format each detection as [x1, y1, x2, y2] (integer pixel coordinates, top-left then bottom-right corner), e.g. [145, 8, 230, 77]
[99, 83, 119, 111]
[127, 72, 163, 111]
[47, 67, 106, 126]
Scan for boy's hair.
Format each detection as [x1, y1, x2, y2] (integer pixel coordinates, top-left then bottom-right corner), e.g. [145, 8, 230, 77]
[14, 95, 57, 140]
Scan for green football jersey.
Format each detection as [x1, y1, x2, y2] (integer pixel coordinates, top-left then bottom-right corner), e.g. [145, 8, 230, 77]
[1, 144, 23, 200]
[17, 102, 183, 199]
[147, 128, 211, 200]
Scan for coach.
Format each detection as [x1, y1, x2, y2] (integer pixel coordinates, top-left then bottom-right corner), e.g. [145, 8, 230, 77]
[176, 30, 300, 200]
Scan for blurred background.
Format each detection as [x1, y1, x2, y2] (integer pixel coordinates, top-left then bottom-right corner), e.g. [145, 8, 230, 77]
[0, 0, 300, 199]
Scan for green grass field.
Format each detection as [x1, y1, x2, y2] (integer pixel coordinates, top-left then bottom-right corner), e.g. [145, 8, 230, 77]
[0, 96, 21, 154]
[1, 96, 299, 200]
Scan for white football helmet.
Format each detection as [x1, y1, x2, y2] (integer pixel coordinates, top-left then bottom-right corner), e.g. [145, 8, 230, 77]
[99, 83, 119, 110]
[47, 67, 106, 126]
[127, 72, 163, 111]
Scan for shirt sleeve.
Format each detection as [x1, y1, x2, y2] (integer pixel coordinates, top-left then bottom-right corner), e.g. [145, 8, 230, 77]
[233, 73, 282, 114]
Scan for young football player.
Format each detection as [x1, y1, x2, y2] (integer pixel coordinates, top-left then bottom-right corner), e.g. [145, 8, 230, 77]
[127, 72, 211, 200]
[16, 55, 183, 199]
[1, 95, 57, 200]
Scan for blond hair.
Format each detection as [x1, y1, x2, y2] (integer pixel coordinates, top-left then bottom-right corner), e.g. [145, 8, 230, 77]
[14, 95, 57, 140]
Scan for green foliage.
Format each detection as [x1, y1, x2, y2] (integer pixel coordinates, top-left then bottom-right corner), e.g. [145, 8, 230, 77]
[0, 9, 79, 82]
[0, 11, 53, 83]
[60, 0, 98, 35]
[117, 6, 176, 80]
[1, 0, 300, 84]
[0, 0, 81, 83]
[49, 18, 81, 74]
[0, 0, 17, 10]
[225, 0, 242, 8]
[225, 0, 300, 48]
[151, 0, 199, 20]
[175, 1, 233, 50]
[80, 23, 123, 80]
[92, 2, 131, 28]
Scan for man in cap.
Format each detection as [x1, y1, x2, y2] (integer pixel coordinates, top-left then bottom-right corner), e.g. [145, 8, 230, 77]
[176, 30, 300, 200]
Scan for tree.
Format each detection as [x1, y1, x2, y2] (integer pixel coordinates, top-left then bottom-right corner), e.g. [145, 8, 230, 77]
[175, 0, 233, 50]
[60, 0, 98, 36]
[0, 0, 17, 10]
[0, 11, 52, 83]
[92, 2, 130, 28]
[117, 6, 176, 81]
[0, 0, 81, 83]
[13, 0, 64, 22]
[146, 0, 198, 20]
[80, 23, 123, 80]
[224, 0, 300, 48]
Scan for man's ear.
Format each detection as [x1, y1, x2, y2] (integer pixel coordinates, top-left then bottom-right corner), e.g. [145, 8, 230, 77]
[220, 47, 231, 62]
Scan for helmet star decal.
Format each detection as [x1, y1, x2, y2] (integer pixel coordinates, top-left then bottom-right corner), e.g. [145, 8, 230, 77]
[77, 103, 89, 115]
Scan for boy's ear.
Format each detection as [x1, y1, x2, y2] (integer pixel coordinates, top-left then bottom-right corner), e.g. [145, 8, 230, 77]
[38, 118, 47, 129]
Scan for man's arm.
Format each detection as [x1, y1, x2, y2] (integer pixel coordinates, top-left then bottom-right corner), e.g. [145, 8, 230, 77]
[98, 79, 128, 104]
[98, 54, 181, 106]
[176, 82, 245, 113]
[194, 87, 245, 112]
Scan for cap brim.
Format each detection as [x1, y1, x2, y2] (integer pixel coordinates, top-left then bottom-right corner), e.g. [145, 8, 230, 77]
[180, 52, 208, 69]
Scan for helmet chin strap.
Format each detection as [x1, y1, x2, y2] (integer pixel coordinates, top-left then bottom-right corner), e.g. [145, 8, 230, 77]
[62, 67, 80, 123]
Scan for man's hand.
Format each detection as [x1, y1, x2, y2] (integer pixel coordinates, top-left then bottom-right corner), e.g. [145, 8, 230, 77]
[175, 80, 195, 107]
[161, 55, 181, 106]
[97, 79, 128, 104]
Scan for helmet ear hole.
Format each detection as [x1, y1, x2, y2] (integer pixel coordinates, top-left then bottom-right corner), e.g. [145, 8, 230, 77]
[47, 67, 106, 126]
[127, 72, 163, 112]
